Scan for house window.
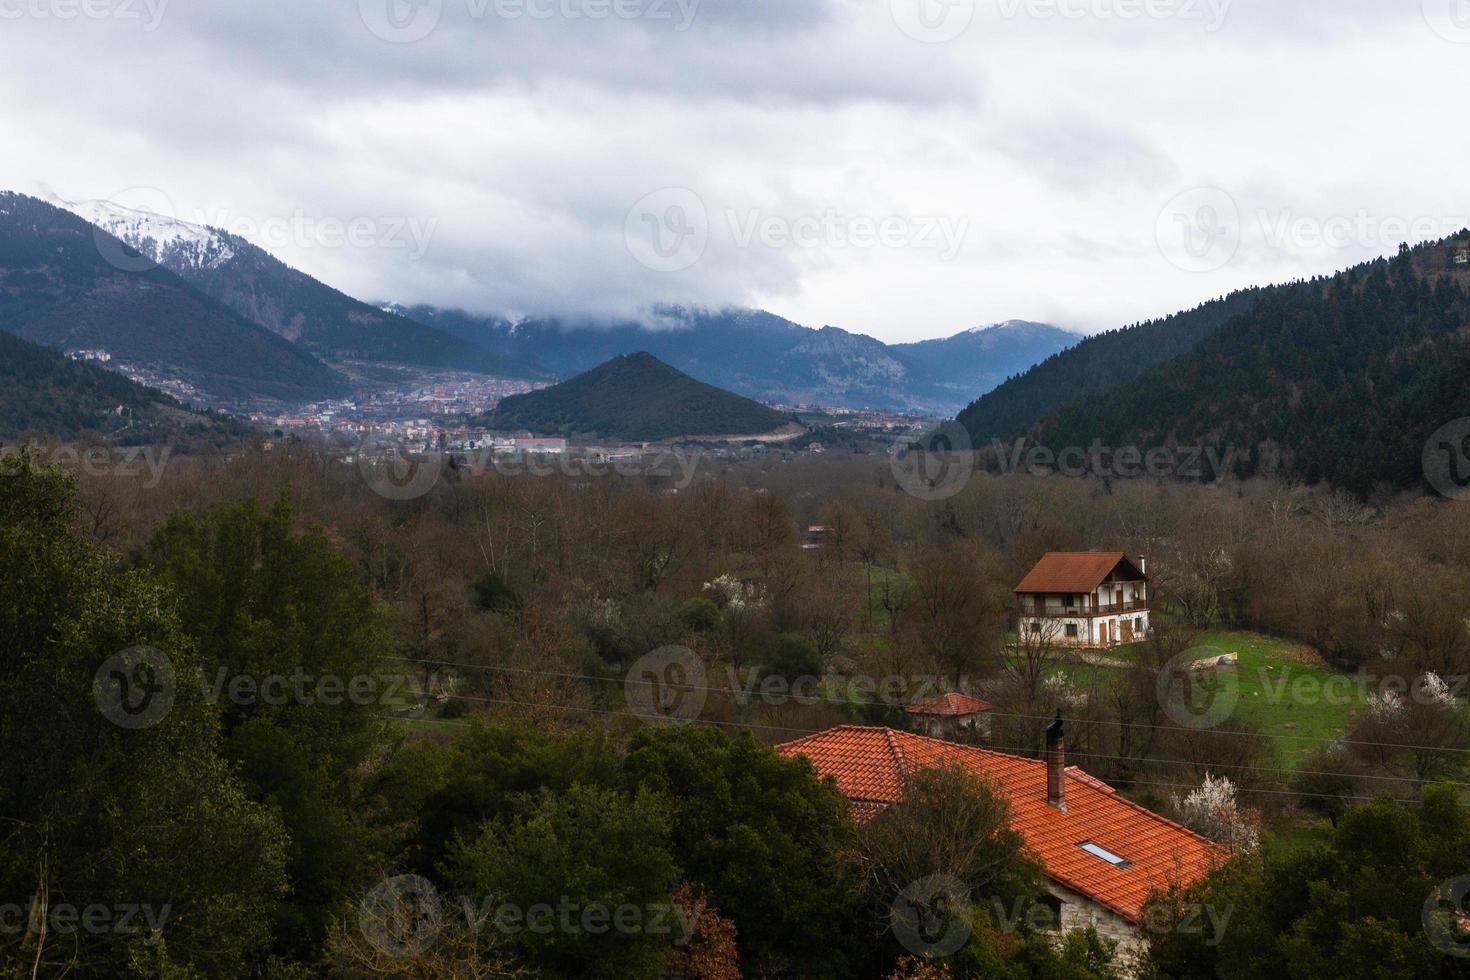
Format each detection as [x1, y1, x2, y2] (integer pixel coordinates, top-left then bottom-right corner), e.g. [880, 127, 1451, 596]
[1064, 624, 1078, 638]
[1037, 894, 1064, 930]
[1028, 622, 1041, 635]
[1134, 617, 1143, 633]
[1078, 841, 1131, 867]
[1063, 594, 1076, 608]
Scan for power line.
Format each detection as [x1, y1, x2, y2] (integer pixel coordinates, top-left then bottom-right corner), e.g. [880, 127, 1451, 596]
[380, 653, 1470, 757]
[385, 688, 1463, 804]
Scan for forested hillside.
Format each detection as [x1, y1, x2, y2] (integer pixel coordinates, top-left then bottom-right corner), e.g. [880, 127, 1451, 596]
[486, 352, 797, 441]
[957, 288, 1267, 441]
[0, 328, 247, 443]
[1034, 240, 1470, 495]
[0, 193, 349, 401]
[9, 440, 1470, 978]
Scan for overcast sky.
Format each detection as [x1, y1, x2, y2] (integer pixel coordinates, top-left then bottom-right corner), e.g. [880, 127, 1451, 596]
[2, 0, 1468, 342]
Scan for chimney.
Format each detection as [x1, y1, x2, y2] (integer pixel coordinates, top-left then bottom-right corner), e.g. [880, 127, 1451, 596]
[1138, 554, 1147, 576]
[1045, 711, 1066, 812]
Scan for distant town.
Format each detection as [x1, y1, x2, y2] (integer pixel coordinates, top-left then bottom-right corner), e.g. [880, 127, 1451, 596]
[68, 350, 932, 457]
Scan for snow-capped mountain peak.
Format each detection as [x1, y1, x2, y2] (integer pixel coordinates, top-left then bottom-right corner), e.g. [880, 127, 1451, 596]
[965, 319, 1059, 335]
[41, 188, 237, 271]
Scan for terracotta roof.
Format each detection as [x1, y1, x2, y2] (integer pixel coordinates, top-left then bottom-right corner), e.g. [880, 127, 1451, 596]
[1014, 552, 1144, 595]
[1064, 766, 1118, 795]
[905, 692, 995, 716]
[776, 726, 1221, 923]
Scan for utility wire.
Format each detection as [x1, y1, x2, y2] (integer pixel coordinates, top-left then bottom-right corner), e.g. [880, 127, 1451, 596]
[380, 653, 1470, 757]
[385, 687, 1463, 805]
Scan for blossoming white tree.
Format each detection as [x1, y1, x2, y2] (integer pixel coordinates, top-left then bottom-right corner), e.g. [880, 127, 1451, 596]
[1176, 774, 1260, 853]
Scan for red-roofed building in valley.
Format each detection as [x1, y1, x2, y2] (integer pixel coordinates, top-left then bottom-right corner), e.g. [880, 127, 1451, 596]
[904, 692, 995, 738]
[776, 719, 1221, 965]
[1015, 552, 1150, 648]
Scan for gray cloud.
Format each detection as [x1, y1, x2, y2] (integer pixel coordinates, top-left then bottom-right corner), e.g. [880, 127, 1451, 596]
[0, 0, 1465, 341]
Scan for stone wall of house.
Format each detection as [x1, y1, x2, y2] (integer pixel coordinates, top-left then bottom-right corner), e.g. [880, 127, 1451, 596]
[915, 714, 993, 740]
[1044, 880, 1148, 975]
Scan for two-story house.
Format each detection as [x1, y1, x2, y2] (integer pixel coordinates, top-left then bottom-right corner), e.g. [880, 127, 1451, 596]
[1015, 552, 1150, 648]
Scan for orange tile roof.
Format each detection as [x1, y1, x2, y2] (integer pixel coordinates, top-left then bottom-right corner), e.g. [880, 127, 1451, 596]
[905, 692, 995, 716]
[1064, 766, 1118, 795]
[776, 726, 1221, 923]
[1014, 552, 1144, 595]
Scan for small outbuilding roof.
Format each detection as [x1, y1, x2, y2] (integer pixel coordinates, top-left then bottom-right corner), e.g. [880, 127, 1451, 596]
[904, 692, 995, 717]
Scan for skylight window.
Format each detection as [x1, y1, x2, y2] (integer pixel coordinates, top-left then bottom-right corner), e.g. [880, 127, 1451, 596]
[1079, 841, 1130, 867]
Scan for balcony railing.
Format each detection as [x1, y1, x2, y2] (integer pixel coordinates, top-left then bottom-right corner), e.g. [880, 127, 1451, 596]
[1018, 599, 1149, 617]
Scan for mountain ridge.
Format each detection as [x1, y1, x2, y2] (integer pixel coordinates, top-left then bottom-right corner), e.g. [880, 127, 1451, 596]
[394, 304, 1078, 413]
[10, 191, 1075, 414]
[45, 191, 546, 380]
[0, 192, 349, 403]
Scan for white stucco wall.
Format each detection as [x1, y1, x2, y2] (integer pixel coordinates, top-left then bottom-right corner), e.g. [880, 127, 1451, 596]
[1019, 610, 1150, 647]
